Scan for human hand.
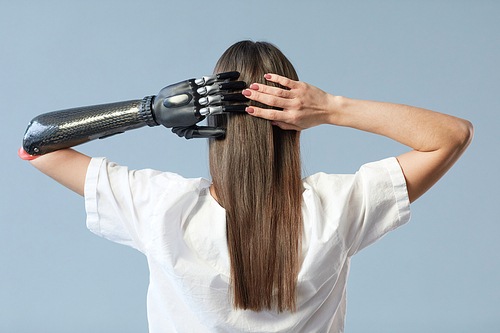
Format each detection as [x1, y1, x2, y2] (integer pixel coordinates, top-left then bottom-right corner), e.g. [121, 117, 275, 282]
[242, 74, 336, 130]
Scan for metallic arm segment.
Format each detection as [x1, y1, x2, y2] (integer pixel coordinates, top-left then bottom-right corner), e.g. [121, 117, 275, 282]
[23, 97, 156, 155]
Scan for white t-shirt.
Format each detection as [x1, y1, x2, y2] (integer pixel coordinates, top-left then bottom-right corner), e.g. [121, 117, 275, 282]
[85, 157, 410, 333]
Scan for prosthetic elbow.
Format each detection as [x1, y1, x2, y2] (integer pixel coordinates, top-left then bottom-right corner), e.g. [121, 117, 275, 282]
[22, 71, 247, 157]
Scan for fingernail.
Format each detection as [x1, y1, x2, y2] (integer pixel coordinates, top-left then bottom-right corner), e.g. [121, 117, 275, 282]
[242, 89, 251, 96]
[250, 84, 259, 90]
[18, 147, 39, 160]
[271, 121, 278, 126]
[264, 74, 272, 79]
[246, 107, 254, 114]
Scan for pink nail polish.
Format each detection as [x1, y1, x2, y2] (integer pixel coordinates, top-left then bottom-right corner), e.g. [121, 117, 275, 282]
[250, 84, 259, 90]
[242, 89, 251, 96]
[246, 107, 254, 114]
[18, 147, 39, 160]
[264, 74, 272, 79]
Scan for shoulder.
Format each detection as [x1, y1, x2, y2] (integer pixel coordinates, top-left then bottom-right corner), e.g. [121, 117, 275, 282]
[303, 157, 403, 185]
[86, 157, 211, 202]
[302, 157, 406, 204]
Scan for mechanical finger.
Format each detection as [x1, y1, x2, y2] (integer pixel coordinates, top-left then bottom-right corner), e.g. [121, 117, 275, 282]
[199, 105, 248, 116]
[194, 71, 240, 86]
[199, 93, 248, 106]
[171, 125, 226, 139]
[197, 81, 247, 96]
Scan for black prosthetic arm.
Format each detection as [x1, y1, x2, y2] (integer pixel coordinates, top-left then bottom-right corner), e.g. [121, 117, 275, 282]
[22, 71, 247, 156]
[22, 98, 152, 156]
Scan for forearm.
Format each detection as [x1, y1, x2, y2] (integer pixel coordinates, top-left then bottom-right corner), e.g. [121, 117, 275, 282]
[329, 95, 473, 153]
[328, 95, 473, 202]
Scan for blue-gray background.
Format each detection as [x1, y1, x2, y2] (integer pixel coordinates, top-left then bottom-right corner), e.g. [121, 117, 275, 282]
[1, 1, 498, 332]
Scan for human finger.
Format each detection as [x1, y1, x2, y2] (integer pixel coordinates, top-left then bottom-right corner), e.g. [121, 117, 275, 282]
[264, 73, 300, 90]
[248, 83, 293, 99]
[246, 106, 290, 123]
[242, 89, 290, 109]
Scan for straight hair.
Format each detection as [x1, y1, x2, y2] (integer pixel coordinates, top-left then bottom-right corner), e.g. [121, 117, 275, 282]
[208, 41, 302, 312]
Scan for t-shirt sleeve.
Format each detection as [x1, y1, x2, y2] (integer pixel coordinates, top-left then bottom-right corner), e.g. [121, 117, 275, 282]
[84, 157, 207, 254]
[346, 157, 411, 256]
[311, 157, 411, 257]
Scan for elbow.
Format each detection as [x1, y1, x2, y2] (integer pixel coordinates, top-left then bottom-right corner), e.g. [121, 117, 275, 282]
[458, 119, 474, 149]
[449, 118, 474, 153]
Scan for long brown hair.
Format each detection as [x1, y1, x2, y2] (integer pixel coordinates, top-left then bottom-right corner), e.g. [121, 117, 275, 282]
[208, 41, 302, 312]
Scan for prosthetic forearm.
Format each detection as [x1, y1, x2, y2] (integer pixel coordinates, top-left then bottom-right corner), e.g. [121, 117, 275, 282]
[22, 71, 247, 156]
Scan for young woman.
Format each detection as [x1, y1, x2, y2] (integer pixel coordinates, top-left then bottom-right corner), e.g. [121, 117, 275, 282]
[26, 41, 473, 332]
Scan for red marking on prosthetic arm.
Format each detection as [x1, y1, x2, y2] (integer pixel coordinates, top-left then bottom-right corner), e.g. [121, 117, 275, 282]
[18, 147, 40, 160]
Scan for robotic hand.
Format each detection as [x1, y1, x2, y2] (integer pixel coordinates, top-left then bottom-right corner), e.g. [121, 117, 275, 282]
[21, 71, 247, 158]
[153, 71, 248, 138]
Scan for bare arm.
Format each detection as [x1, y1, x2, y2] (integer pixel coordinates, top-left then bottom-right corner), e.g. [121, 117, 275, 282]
[243, 74, 473, 203]
[28, 149, 91, 196]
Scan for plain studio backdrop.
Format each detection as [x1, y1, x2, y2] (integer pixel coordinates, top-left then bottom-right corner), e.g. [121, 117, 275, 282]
[1, 1, 498, 332]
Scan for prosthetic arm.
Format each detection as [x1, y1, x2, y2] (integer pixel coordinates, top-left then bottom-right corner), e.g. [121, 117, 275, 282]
[21, 71, 247, 158]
